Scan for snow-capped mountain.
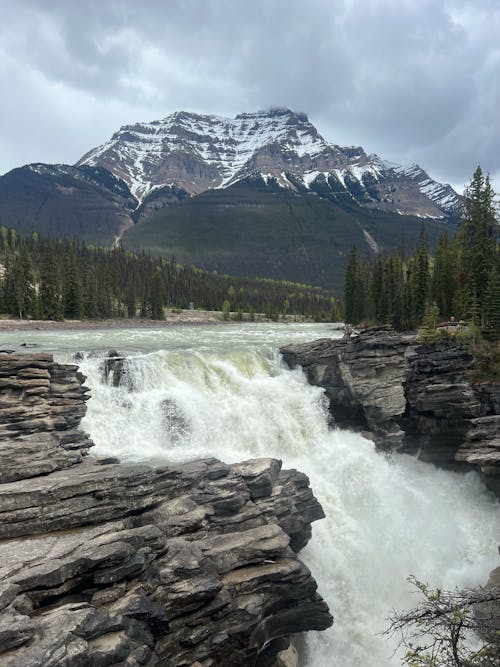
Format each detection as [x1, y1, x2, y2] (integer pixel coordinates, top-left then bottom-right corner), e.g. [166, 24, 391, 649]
[78, 107, 461, 218]
[0, 108, 462, 289]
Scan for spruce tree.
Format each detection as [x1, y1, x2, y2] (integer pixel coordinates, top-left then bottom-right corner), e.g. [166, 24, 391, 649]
[7, 246, 35, 319]
[458, 166, 498, 323]
[414, 226, 430, 324]
[126, 282, 137, 318]
[150, 267, 164, 320]
[483, 265, 500, 340]
[63, 250, 83, 319]
[40, 242, 62, 320]
[345, 246, 366, 324]
[82, 269, 99, 319]
[431, 233, 457, 319]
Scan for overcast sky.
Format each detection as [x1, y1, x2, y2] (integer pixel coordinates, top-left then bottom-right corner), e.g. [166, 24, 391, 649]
[1, 0, 499, 193]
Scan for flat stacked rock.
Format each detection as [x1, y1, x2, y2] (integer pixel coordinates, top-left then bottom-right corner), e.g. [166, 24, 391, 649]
[0, 353, 93, 483]
[0, 352, 332, 666]
[281, 329, 500, 496]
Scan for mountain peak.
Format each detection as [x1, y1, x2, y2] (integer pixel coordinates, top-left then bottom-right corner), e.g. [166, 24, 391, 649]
[77, 109, 461, 217]
[235, 107, 308, 121]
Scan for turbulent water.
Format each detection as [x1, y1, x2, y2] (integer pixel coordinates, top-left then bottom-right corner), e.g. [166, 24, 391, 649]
[2, 323, 499, 666]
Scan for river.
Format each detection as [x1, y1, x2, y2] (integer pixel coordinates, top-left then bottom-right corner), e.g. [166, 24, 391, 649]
[1, 322, 498, 666]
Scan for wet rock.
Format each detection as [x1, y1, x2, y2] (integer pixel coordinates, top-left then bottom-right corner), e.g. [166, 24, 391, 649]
[0, 352, 332, 666]
[281, 328, 413, 449]
[281, 329, 500, 495]
[102, 349, 129, 388]
[474, 564, 500, 653]
[0, 352, 92, 482]
[275, 643, 299, 667]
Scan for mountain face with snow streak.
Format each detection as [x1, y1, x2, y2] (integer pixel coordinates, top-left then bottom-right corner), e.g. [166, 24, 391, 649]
[78, 108, 461, 218]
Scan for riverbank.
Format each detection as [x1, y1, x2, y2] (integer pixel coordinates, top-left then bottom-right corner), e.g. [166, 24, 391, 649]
[0, 310, 225, 331]
[0, 310, 324, 332]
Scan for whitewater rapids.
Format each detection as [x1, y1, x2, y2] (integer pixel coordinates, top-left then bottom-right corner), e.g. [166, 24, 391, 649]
[2, 323, 498, 666]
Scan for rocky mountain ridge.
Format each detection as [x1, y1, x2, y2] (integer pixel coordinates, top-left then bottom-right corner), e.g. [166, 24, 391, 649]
[78, 108, 461, 218]
[0, 163, 136, 245]
[0, 351, 332, 666]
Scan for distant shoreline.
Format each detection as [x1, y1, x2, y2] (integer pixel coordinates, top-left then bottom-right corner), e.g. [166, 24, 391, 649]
[0, 311, 226, 332]
[0, 310, 318, 332]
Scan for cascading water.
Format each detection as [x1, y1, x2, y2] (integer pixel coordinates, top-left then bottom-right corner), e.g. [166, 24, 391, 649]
[3, 323, 498, 665]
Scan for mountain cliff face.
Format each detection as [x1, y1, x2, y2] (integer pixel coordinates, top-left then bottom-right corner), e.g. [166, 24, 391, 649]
[78, 107, 461, 218]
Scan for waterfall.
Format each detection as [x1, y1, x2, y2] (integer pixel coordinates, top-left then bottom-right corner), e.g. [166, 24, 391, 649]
[71, 325, 500, 666]
[3, 322, 493, 665]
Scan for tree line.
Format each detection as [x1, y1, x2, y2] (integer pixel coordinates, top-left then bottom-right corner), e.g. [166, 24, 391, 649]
[344, 167, 500, 338]
[0, 230, 340, 322]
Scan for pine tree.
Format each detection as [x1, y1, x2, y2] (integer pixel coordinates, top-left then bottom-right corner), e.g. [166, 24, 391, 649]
[420, 303, 441, 342]
[82, 269, 99, 319]
[389, 255, 404, 330]
[150, 267, 164, 320]
[63, 250, 83, 319]
[370, 254, 384, 322]
[39, 242, 62, 320]
[126, 282, 137, 318]
[221, 299, 231, 320]
[344, 246, 368, 324]
[483, 265, 500, 340]
[431, 233, 457, 319]
[6, 245, 35, 319]
[414, 225, 430, 324]
[458, 166, 498, 323]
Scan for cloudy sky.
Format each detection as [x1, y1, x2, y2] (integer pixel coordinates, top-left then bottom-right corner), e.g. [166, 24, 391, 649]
[1, 0, 499, 192]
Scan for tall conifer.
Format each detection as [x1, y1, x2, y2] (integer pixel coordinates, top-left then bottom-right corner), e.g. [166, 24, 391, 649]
[40, 242, 62, 320]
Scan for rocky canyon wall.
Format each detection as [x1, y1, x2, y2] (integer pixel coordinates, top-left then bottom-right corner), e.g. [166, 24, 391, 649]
[281, 329, 500, 497]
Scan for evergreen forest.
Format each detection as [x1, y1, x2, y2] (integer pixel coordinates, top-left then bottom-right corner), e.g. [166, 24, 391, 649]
[344, 167, 500, 339]
[0, 231, 339, 322]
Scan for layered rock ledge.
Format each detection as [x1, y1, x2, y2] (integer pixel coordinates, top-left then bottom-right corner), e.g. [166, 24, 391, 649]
[281, 329, 500, 496]
[0, 352, 332, 666]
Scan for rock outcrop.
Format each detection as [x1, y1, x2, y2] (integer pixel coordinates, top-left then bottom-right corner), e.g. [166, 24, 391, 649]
[0, 352, 93, 483]
[281, 329, 500, 496]
[0, 352, 332, 666]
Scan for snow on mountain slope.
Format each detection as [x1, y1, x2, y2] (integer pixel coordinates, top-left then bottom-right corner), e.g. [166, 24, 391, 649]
[78, 108, 461, 217]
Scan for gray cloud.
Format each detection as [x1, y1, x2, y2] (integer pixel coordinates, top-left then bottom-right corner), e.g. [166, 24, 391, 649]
[0, 0, 499, 192]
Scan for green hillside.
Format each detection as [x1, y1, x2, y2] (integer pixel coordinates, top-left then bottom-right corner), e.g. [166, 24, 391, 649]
[124, 179, 455, 290]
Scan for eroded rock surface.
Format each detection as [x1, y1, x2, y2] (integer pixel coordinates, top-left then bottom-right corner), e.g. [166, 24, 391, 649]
[281, 329, 500, 495]
[0, 352, 332, 666]
[0, 353, 93, 483]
